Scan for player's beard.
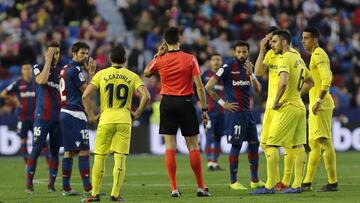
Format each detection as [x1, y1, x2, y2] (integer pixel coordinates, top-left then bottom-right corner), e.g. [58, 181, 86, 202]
[237, 57, 247, 64]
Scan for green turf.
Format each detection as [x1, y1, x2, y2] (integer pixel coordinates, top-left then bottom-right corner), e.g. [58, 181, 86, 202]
[0, 151, 359, 203]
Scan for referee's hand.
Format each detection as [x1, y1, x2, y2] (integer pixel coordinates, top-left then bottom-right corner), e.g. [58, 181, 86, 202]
[201, 111, 209, 128]
[157, 42, 168, 56]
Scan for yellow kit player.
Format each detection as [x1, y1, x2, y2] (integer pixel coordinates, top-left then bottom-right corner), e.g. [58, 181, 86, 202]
[301, 27, 338, 192]
[82, 45, 150, 202]
[254, 27, 302, 191]
[251, 30, 313, 194]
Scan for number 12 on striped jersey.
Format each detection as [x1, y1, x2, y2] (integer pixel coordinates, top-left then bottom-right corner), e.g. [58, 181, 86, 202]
[105, 83, 129, 108]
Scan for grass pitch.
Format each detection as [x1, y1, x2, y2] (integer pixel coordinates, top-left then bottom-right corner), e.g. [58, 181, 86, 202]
[0, 151, 359, 203]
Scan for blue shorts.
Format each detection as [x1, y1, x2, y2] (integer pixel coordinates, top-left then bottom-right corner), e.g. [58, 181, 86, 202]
[224, 111, 258, 145]
[206, 113, 224, 141]
[33, 119, 62, 149]
[17, 120, 34, 138]
[60, 112, 89, 151]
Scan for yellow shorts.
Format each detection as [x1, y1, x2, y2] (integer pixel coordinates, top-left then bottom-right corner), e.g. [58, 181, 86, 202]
[260, 109, 274, 145]
[94, 123, 132, 155]
[267, 104, 306, 147]
[308, 109, 333, 140]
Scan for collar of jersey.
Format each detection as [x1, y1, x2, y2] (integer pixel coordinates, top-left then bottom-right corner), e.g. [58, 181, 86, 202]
[167, 49, 181, 53]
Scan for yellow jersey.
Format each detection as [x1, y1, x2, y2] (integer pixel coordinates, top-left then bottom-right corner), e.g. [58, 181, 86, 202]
[309, 47, 335, 110]
[263, 48, 300, 109]
[91, 66, 143, 125]
[277, 50, 311, 109]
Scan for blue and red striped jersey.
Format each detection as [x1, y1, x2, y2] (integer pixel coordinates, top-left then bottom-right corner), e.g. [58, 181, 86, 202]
[33, 64, 61, 121]
[60, 60, 86, 111]
[201, 68, 224, 115]
[215, 58, 252, 112]
[6, 78, 35, 121]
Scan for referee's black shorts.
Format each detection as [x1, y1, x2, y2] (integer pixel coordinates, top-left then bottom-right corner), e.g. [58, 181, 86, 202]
[159, 95, 199, 137]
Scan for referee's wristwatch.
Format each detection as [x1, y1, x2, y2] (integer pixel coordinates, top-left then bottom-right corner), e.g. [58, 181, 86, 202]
[202, 108, 208, 112]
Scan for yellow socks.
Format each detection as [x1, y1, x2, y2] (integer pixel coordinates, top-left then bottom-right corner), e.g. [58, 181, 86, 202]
[281, 147, 295, 186]
[261, 143, 280, 183]
[265, 147, 279, 189]
[111, 153, 127, 197]
[92, 154, 106, 196]
[292, 146, 306, 188]
[320, 139, 337, 184]
[303, 138, 321, 183]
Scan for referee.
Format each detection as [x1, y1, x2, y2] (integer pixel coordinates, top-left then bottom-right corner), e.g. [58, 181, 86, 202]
[144, 27, 211, 198]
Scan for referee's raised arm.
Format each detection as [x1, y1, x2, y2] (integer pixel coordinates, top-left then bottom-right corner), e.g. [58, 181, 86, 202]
[144, 42, 168, 78]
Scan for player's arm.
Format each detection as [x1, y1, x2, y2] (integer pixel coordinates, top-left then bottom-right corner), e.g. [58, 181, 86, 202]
[0, 81, 21, 107]
[144, 42, 167, 77]
[131, 85, 151, 120]
[205, 76, 238, 112]
[300, 68, 314, 96]
[245, 60, 262, 93]
[80, 58, 98, 92]
[273, 71, 289, 109]
[194, 74, 209, 126]
[85, 57, 97, 82]
[312, 53, 332, 114]
[144, 59, 156, 78]
[82, 84, 99, 123]
[254, 33, 272, 76]
[35, 48, 55, 84]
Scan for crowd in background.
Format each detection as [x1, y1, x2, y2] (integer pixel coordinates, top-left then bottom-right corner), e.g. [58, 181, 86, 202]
[0, 0, 359, 122]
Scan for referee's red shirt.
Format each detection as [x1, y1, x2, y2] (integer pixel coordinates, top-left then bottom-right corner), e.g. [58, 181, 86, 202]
[147, 50, 201, 96]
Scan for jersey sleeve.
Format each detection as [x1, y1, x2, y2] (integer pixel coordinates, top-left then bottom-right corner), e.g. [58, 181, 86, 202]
[33, 64, 43, 76]
[277, 56, 290, 75]
[134, 74, 144, 90]
[90, 71, 101, 88]
[73, 67, 86, 88]
[5, 79, 19, 94]
[215, 64, 228, 81]
[191, 56, 201, 76]
[147, 57, 159, 73]
[313, 51, 332, 91]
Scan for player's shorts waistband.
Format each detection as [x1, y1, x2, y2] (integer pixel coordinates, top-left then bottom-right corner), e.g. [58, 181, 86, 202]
[61, 108, 87, 122]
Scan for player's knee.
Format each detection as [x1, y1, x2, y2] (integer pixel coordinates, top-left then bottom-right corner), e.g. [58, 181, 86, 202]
[49, 147, 60, 157]
[185, 136, 199, 151]
[30, 146, 43, 157]
[317, 137, 328, 145]
[249, 141, 259, 147]
[64, 151, 75, 157]
[260, 142, 267, 151]
[79, 150, 90, 156]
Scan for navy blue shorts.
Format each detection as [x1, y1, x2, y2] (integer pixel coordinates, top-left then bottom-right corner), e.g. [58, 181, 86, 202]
[224, 111, 258, 145]
[33, 119, 62, 149]
[206, 113, 224, 141]
[17, 120, 34, 138]
[60, 112, 89, 151]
